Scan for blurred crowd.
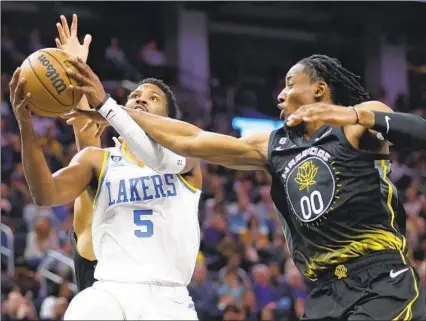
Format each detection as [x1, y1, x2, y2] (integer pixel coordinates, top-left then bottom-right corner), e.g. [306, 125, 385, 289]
[2, 24, 426, 321]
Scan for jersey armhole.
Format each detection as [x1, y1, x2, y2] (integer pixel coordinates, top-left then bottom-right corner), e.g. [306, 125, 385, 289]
[266, 129, 278, 174]
[92, 150, 110, 209]
[337, 127, 390, 161]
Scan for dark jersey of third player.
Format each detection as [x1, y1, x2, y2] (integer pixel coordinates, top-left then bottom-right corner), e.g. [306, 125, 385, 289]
[267, 124, 407, 281]
[69, 227, 97, 291]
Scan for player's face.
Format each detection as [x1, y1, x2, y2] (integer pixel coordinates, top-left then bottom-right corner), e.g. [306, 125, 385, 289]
[125, 83, 168, 117]
[277, 63, 326, 120]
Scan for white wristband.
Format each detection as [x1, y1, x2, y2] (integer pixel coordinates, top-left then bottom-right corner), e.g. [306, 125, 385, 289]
[99, 97, 186, 174]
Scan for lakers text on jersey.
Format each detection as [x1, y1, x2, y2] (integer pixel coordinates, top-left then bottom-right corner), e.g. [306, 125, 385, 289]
[92, 143, 201, 286]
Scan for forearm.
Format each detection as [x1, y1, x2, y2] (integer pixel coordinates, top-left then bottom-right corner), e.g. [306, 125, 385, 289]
[122, 106, 267, 168]
[358, 109, 426, 150]
[123, 107, 200, 156]
[20, 124, 57, 206]
[73, 96, 101, 150]
[98, 98, 187, 173]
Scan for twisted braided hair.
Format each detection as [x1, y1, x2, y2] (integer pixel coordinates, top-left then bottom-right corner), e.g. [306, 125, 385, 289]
[299, 54, 370, 106]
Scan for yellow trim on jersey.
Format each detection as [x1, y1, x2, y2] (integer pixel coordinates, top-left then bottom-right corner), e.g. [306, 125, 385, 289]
[122, 142, 145, 167]
[380, 160, 407, 264]
[392, 267, 420, 320]
[177, 174, 199, 193]
[93, 150, 109, 209]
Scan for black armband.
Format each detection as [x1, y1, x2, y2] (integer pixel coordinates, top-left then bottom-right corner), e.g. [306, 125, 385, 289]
[93, 94, 111, 110]
[372, 111, 426, 150]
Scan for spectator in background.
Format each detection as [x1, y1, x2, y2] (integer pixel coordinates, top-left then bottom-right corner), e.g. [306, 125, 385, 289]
[223, 304, 244, 321]
[139, 40, 167, 81]
[217, 270, 245, 306]
[139, 40, 166, 67]
[188, 261, 221, 321]
[1, 90, 11, 117]
[24, 216, 59, 267]
[241, 290, 258, 321]
[252, 264, 274, 310]
[218, 252, 251, 288]
[404, 182, 424, 217]
[1, 26, 26, 70]
[284, 261, 307, 319]
[28, 28, 44, 53]
[39, 125, 64, 172]
[105, 37, 137, 80]
[2, 289, 38, 321]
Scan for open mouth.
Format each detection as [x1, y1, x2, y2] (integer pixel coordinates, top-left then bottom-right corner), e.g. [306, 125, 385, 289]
[134, 104, 148, 112]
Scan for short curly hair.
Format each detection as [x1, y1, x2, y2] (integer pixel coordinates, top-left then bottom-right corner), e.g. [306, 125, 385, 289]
[137, 78, 179, 119]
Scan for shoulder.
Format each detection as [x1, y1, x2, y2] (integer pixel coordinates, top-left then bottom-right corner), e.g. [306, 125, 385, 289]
[70, 147, 108, 169]
[240, 131, 272, 156]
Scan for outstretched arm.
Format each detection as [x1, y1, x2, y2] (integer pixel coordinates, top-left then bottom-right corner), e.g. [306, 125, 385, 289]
[55, 14, 101, 150]
[62, 100, 269, 170]
[63, 56, 270, 170]
[122, 106, 269, 170]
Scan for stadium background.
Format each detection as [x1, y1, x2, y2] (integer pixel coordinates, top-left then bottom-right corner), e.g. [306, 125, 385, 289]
[1, 2, 425, 320]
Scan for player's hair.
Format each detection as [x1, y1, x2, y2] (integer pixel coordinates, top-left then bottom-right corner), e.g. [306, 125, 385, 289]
[138, 78, 179, 118]
[299, 54, 370, 106]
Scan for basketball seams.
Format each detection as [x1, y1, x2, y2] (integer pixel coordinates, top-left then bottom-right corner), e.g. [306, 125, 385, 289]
[28, 52, 72, 107]
[28, 98, 70, 115]
[40, 49, 77, 106]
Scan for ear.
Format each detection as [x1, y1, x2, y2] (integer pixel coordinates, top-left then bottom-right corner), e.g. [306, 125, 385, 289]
[314, 81, 328, 101]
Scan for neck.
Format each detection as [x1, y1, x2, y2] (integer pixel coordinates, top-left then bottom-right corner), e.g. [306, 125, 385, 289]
[303, 120, 325, 140]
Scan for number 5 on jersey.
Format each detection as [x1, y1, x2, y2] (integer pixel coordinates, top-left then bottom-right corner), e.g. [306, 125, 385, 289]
[133, 209, 153, 238]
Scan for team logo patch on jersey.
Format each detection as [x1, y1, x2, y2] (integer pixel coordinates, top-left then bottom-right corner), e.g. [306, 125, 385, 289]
[111, 155, 122, 162]
[285, 156, 336, 223]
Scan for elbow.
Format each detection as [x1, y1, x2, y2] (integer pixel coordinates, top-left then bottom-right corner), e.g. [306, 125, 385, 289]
[178, 140, 201, 158]
[33, 198, 52, 208]
[31, 193, 54, 207]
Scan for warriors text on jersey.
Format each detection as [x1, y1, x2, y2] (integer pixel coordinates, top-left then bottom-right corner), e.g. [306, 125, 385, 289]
[267, 125, 406, 281]
[92, 143, 201, 285]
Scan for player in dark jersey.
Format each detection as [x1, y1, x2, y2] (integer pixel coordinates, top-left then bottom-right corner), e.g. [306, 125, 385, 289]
[69, 227, 97, 291]
[55, 15, 99, 292]
[63, 54, 425, 320]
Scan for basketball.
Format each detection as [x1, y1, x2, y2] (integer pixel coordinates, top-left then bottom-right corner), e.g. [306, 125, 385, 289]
[19, 48, 82, 117]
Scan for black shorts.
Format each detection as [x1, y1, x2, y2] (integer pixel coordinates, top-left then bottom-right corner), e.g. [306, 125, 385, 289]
[302, 251, 426, 321]
[69, 228, 97, 292]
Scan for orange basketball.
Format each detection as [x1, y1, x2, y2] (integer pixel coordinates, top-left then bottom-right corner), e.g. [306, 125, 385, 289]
[20, 48, 82, 117]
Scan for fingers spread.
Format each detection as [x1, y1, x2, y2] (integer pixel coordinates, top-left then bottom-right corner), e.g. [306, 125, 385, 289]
[60, 15, 71, 37]
[9, 68, 21, 91]
[95, 125, 106, 138]
[56, 22, 66, 44]
[66, 68, 88, 84]
[70, 14, 78, 37]
[68, 85, 91, 95]
[14, 78, 26, 102]
[67, 57, 91, 76]
[81, 120, 95, 132]
[60, 111, 79, 119]
[83, 34, 92, 49]
[55, 38, 63, 49]
[19, 93, 32, 107]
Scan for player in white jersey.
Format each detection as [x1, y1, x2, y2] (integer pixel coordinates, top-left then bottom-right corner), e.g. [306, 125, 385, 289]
[10, 67, 202, 319]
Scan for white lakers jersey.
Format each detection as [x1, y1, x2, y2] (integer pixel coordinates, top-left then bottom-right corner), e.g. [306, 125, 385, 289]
[92, 144, 201, 286]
